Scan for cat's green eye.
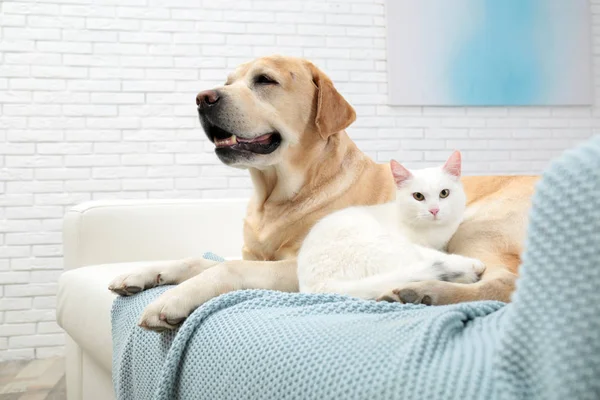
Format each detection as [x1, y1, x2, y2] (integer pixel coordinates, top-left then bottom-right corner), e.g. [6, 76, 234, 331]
[439, 189, 450, 198]
[413, 192, 425, 201]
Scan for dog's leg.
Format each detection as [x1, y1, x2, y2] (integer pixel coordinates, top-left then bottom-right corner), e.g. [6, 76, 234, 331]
[313, 255, 484, 300]
[138, 259, 298, 331]
[108, 257, 221, 296]
[377, 266, 516, 304]
[377, 251, 517, 305]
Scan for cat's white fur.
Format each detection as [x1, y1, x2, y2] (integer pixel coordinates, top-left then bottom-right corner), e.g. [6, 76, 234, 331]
[297, 151, 485, 300]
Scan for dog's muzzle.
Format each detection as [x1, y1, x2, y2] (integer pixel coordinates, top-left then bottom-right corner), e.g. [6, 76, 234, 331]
[196, 90, 282, 156]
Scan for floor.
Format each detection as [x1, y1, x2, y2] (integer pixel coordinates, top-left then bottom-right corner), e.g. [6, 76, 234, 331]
[0, 358, 66, 400]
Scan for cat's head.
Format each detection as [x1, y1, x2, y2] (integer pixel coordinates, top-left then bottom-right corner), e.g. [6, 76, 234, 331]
[390, 151, 466, 227]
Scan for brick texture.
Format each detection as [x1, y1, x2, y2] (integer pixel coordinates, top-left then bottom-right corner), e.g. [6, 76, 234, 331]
[0, 0, 599, 360]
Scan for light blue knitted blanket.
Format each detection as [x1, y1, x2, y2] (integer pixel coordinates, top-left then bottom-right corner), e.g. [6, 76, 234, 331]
[112, 136, 600, 400]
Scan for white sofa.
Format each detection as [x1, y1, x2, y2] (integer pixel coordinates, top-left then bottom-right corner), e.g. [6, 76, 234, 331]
[56, 199, 248, 400]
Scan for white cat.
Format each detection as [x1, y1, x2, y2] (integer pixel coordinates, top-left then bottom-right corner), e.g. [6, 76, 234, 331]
[297, 151, 485, 301]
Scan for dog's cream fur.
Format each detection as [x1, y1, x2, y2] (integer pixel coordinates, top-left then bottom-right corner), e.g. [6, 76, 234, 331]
[109, 56, 537, 331]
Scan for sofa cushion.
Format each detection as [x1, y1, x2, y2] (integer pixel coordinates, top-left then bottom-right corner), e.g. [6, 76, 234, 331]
[57, 262, 158, 372]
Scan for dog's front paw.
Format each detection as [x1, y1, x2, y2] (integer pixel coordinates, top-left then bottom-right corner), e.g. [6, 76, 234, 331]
[138, 290, 195, 332]
[108, 259, 207, 296]
[108, 270, 159, 296]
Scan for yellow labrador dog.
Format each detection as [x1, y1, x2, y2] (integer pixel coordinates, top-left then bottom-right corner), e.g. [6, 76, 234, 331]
[109, 55, 538, 331]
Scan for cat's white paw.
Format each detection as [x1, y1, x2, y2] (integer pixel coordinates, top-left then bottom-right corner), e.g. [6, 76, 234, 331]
[438, 255, 486, 283]
[470, 258, 486, 276]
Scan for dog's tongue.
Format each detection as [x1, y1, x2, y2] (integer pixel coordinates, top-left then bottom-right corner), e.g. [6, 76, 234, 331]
[237, 133, 272, 144]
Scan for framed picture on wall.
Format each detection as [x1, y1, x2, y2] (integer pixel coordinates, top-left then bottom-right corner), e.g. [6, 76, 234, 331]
[386, 0, 593, 106]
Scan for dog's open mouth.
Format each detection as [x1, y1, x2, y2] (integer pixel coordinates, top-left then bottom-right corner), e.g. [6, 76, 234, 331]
[207, 124, 282, 155]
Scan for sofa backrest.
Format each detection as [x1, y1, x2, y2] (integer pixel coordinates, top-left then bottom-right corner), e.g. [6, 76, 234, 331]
[63, 199, 248, 269]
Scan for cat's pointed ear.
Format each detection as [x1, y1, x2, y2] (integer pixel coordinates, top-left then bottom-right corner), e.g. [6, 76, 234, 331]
[443, 151, 462, 178]
[390, 159, 412, 187]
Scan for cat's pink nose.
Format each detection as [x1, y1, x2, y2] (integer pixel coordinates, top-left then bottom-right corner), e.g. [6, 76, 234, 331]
[429, 208, 439, 216]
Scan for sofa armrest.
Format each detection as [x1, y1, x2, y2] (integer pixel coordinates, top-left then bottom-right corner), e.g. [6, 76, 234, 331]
[63, 199, 247, 270]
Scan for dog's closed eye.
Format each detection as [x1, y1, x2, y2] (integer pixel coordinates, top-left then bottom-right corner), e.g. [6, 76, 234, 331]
[254, 74, 278, 85]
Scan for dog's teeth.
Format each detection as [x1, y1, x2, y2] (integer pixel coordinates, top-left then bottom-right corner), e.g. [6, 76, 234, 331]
[215, 135, 237, 147]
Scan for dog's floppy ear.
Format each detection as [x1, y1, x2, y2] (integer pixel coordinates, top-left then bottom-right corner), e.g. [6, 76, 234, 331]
[308, 63, 356, 139]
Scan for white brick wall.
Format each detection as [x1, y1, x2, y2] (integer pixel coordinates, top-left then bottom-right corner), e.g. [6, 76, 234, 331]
[0, 0, 598, 360]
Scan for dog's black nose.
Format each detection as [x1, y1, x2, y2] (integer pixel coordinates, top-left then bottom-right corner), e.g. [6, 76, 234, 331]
[196, 90, 220, 109]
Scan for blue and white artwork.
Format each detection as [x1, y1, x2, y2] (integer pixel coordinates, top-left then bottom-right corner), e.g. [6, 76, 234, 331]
[386, 0, 592, 106]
